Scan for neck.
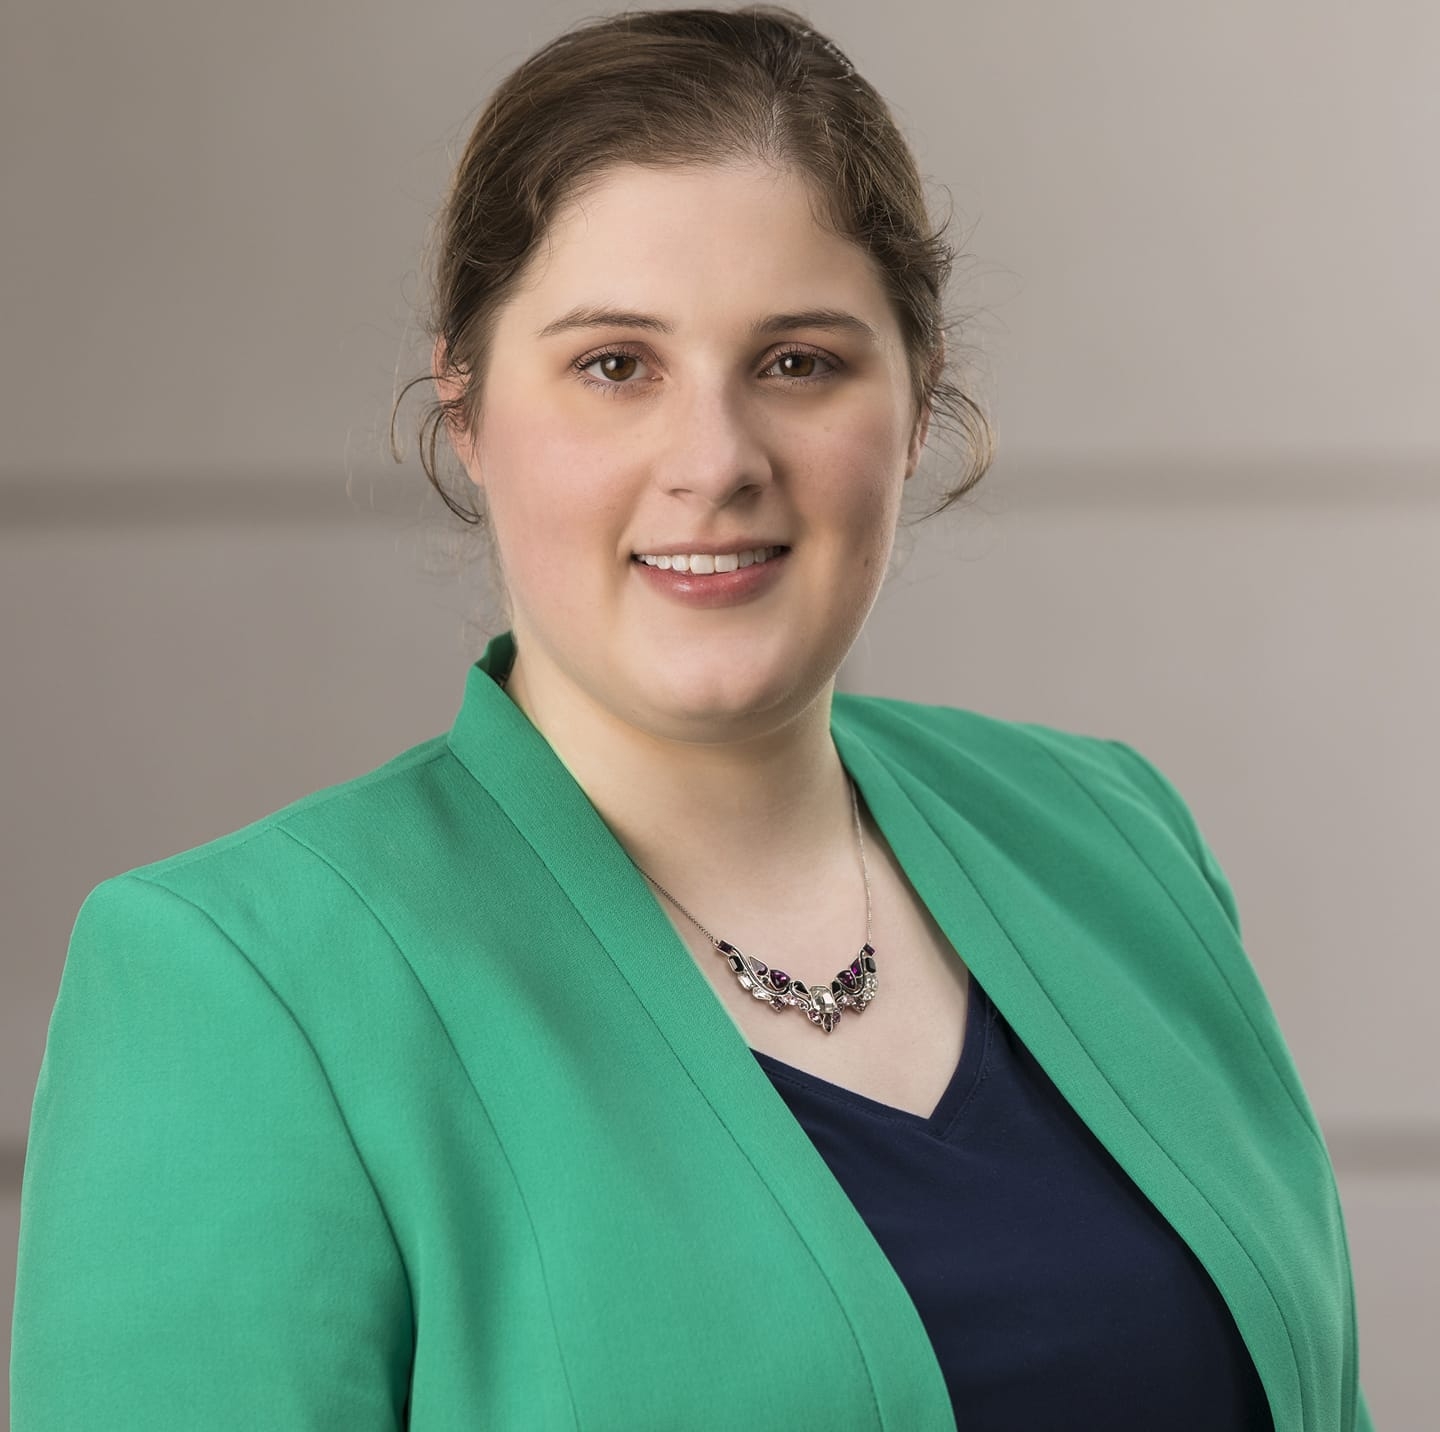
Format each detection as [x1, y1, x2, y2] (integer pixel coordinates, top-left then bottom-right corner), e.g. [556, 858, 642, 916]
[500, 645, 862, 916]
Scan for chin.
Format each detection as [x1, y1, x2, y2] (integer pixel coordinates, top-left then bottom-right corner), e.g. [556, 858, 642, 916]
[628, 663, 803, 737]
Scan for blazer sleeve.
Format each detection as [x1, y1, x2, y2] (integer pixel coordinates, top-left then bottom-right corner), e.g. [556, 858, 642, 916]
[11, 873, 413, 1430]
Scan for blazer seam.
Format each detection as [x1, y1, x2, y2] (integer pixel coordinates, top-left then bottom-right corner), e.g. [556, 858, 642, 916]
[115, 745, 455, 885]
[461, 795, 888, 1432]
[1103, 739, 1243, 932]
[852, 716, 1303, 1425]
[271, 823, 584, 1432]
[126, 870, 419, 1350]
[1073, 735, 1333, 1165]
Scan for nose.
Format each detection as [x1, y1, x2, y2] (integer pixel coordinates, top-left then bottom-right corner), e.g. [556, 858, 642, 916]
[657, 378, 775, 510]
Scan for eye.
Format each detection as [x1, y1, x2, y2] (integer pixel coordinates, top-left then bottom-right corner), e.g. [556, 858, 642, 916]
[766, 350, 832, 381]
[574, 349, 652, 389]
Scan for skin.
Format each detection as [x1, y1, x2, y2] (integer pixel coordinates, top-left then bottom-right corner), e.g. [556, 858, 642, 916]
[434, 159, 934, 915]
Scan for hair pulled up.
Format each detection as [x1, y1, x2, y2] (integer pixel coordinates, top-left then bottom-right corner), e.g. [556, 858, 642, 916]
[392, 4, 994, 524]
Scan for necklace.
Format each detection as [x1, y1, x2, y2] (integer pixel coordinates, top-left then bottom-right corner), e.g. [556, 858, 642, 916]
[640, 774, 878, 1035]
[495, 661, 877, 1034]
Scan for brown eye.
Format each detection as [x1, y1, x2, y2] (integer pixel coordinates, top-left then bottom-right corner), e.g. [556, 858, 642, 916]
[775, 352, 819, 379]
[597, 354, 640, 381]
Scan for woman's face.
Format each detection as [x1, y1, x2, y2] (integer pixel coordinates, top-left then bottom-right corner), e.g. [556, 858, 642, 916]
[448, 160, 931, 742]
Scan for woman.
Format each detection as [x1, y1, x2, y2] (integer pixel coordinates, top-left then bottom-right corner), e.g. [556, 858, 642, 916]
[11, 7, 1372, 1429]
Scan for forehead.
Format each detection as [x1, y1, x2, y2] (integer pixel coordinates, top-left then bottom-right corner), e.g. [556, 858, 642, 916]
[503, 161, 900, 338]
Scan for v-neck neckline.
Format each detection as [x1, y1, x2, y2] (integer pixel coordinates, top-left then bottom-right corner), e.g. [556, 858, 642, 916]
[751, 972, 993, 1140]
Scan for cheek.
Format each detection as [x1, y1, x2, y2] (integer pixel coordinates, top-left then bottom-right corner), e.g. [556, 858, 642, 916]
[812, 415, 907, 532]
[478, 403, 630, 572]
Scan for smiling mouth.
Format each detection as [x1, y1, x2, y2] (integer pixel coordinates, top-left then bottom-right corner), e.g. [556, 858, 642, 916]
[630, 545, 790, 574]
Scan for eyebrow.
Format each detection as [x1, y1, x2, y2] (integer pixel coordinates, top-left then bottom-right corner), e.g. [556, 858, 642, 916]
[534, 305, 880, 344]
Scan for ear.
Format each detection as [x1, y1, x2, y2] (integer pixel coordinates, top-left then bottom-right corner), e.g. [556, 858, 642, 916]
[904, 338, 945, 481]
[432, 336, 481, 482]
[905, 401, 933, 481]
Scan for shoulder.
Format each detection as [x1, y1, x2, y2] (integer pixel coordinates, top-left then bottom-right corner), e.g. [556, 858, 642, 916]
[832, 690, 1230, 916]
[97, 730, 458, 895]
[52, 728, 510, 1114]
[68, 729, 481, 986]
[832, 688, 1159, 810]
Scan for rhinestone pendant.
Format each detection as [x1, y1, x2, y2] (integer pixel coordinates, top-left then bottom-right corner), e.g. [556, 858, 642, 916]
[714, 938, 877, 1035]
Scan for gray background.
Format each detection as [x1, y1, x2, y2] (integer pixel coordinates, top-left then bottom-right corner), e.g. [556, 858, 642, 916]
[4, 1, 1436, 1424]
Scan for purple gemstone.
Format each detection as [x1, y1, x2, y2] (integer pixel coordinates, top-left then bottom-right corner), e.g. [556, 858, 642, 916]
[850, 959, 862, 977]
[839, 970, 856, 989]
[768, 969, 790, 989]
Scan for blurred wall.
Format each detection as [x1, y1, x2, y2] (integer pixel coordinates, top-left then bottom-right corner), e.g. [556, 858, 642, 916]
[3, 1, 1436, 1425]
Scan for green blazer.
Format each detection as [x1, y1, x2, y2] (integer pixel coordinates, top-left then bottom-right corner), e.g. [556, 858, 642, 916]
[12, 630, 1373, 1430]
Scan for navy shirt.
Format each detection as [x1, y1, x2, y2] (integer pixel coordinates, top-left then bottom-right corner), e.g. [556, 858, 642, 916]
[751, 973, 1275, 1430]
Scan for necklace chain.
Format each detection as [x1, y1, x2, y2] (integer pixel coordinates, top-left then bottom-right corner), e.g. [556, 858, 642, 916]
[640, 773, 876, 1033]
[638, 775, 871, 948]
[495, 660, 877, 1032]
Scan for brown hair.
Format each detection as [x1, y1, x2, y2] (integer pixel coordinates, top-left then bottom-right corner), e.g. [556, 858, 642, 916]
[393, 4, 994, 524]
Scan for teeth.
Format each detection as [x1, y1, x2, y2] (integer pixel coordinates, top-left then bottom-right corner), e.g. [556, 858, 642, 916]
[635, 545, 784, 571]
